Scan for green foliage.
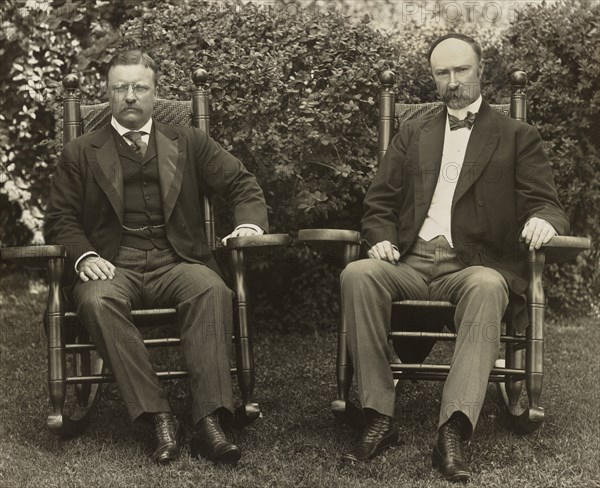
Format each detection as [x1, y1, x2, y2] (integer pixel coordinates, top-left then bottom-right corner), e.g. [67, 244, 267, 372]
[1, 1, 77, 244]
[0, 0, 135, 244]
[500, 0, 600, 314]
[1, 0, 597, 324]
[118, 1, 402, 232]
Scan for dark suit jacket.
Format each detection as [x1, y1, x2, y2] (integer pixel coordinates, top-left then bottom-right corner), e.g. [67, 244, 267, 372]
[362, 100, 569, 331]
[44, 121, 268, 283]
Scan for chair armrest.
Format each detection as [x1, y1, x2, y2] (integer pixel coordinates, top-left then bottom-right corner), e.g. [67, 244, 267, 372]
[298, 229, 361, 263]
[298, 229, 361, 245]
[224, 233, 291, 250]
[540, 236, 591, 264]
[0, 245, 67, 268]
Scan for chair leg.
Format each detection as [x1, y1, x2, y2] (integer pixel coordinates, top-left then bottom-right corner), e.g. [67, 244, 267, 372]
[45, 258, 66, 433]
[498, 250, 546, 434]
[504, 323, 525, 413]
[73, 327, 103, 409]
[230, 249, 260, 428]
[45, 258, 103, 438]
[331, 314, 365, 429]
[518, 251, 546, 432]
[522, 303, 545, 427]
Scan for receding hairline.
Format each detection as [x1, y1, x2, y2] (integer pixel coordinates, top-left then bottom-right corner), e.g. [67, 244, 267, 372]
[427, 34, 482, 65]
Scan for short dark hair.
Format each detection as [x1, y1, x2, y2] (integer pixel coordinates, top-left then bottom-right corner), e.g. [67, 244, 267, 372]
[106, 50, 159, 86]
[427, 34, 482, 64]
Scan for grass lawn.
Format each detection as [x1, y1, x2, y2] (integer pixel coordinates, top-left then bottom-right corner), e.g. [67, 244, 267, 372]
[0, 271, 598, 488]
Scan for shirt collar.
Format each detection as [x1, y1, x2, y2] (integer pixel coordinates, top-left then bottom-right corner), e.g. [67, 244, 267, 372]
[110, 117, 153, 136]
[447, 95, 483, 120]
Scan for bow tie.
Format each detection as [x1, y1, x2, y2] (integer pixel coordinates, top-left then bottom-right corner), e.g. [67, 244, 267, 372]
[448, 111, 477, 131]
[123, 131, 148, 157]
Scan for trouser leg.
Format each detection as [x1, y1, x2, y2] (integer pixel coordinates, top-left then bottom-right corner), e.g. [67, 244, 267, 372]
[72, 258, 170, 421]
[340, 259, 429, 417]
[431, 265, 509, 434]
[148, 258, 234, 426]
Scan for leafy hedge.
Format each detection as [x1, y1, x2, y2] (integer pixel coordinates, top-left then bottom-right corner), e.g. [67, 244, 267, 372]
[1, 0, 597, 327]
[501, 0, 600, 314]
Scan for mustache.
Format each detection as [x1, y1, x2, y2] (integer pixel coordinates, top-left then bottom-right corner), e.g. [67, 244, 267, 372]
[120, 104, 142, 112]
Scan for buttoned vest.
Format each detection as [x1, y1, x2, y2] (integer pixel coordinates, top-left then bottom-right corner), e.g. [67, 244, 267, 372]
[111, 128, 171, 250]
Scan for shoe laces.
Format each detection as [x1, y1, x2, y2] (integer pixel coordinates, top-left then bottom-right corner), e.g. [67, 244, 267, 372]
[154, 413, 177, 443]
[201, 414, 227, 442]
[362, 414, 391, 442]
[442, 421, 463, 458]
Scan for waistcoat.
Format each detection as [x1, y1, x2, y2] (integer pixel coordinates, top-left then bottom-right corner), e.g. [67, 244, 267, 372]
[112, 128, 171, 250]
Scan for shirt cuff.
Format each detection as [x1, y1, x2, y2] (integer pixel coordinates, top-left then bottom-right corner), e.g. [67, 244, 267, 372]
[221, 224, 265, 245]
[233, 223, 264, 234]
[75, 251, 99, 272]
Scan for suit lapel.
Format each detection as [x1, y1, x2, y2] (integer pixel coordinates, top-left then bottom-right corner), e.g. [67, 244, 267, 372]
[90, 126, 124, 223]
[452, 101, 500, 206]
[155, 122, 185, 224]
[416, 110, 446, 224]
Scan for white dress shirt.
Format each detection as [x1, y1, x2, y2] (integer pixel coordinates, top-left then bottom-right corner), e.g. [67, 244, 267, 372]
[417, 96, 483, 248]
[111, 116, 153, 146]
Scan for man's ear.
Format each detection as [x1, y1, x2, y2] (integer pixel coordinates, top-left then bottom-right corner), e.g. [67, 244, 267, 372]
[478, 60, 485, 78]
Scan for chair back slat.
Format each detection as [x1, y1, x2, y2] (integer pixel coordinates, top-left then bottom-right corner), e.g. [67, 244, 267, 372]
[377, 70, 527, 165]
[61, 70, 217, 249]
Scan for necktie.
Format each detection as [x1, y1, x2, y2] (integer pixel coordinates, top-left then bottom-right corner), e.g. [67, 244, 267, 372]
[123, 131, 148, 157]
[448, 111, 477, 131]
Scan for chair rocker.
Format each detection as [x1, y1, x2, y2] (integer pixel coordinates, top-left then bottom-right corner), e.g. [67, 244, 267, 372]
[299, 70, 591, 434]
[0, 69, 290, 438]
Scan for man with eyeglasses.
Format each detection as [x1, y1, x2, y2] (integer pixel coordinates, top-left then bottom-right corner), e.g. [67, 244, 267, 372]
[45, 49, 268, 465]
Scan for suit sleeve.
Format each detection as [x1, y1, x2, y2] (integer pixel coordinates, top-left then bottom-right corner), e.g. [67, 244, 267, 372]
[192, 129, 269, 233]
[361, 127, 410, 248]
[515, 124, 570, 235]
[44, 141, 98, 263]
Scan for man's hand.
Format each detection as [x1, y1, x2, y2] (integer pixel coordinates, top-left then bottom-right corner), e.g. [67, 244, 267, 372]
[78, 256, 115, 282]
[368, 240, 400, 263]
[221, 226, 262, 245]
[521, 217, 557, 250]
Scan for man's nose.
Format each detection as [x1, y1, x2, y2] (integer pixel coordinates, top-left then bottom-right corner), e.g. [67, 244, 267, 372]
[125, 86, 136, 101]
[448, 72, 458, 88]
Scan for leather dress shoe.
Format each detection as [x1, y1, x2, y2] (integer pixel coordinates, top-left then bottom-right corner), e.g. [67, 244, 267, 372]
[432, 414, 471, 482]
[151, 412, 183, 465]
[190, 413, 241, 464]
[341, 410, 397, 463]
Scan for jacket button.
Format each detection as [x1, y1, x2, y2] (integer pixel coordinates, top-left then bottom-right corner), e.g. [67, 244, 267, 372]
[477, 200, 484, 206]
[400, 223, 407, 230]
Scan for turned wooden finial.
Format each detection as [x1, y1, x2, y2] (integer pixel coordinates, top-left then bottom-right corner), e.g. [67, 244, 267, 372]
[62, 74, 79, 93]
[379, 70, 396, 87]
[511, 70, 528, 89]
[192, 68, 209, 87]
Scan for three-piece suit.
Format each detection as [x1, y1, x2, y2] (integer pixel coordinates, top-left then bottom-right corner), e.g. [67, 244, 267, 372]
[44, 121, 268, 424]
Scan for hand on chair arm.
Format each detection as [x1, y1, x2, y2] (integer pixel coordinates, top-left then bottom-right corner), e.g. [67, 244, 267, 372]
[221, 224, 264, 245]
[521, 217, 557, 251]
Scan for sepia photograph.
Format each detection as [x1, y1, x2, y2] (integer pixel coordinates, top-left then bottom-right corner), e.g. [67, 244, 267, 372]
[0, 0, 598, 486]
